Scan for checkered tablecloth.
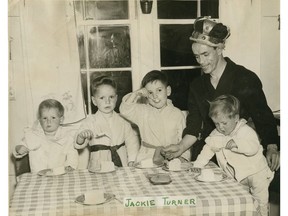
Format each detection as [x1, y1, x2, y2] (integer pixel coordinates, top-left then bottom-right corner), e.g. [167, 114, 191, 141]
[9, 162, 259, 216]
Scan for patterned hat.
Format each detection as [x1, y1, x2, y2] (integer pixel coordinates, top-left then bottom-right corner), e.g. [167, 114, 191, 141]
[190, 16, 230, 48]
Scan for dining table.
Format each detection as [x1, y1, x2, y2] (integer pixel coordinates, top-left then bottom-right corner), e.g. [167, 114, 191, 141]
[9, 162, 260, 216]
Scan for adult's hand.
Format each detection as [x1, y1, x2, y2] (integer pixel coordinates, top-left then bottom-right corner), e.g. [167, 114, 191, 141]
[161, 144, 182, 160]
[266, 146, 280, 171]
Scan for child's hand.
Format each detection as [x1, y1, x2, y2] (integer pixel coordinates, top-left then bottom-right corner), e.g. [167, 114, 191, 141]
[15, 145, 29, 155]
[128, 161, 135, 167]
[225, 139, 237, 150]
[77, 130, 94, 144]
[153, 147, 166, 165]
[65, 166, 75, 172]
[137, 88, 149, 98]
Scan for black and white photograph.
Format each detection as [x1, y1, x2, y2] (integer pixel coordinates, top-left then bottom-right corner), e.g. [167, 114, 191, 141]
[6, 0, 284, 215]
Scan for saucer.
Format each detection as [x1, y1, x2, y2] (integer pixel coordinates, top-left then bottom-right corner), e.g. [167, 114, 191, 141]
[134, 162, 162, 169]
[38, 167, 66, 176]
[194, 173, 227, 182]
[90, 167, 116, 174]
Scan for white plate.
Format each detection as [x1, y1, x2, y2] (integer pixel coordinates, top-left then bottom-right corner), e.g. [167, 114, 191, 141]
[162, 162, 192, 172]
[90, 168, 116, 174]
[75, 192, 115, 205]
[194, 173, 227, 182]
[133, 162, 162, 169]
[37, 168, 66, 176]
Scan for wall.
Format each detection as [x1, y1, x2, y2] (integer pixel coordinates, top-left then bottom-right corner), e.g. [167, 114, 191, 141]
[220, 0, 261, 75]
[260, 0, 280, 111]
[219, 0, 280, 111]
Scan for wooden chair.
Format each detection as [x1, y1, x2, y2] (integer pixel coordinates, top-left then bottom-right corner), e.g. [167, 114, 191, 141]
[14, 154, 31, 179]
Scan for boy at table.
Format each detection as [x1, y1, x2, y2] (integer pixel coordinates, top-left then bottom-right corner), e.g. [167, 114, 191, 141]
[13, 99, 78, 173]
[119, 70, 190, 164]
[74, 76, 139, 171]
[193, 94, 274, 216]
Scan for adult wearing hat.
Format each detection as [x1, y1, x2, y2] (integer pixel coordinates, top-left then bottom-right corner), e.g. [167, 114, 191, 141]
[161, 17, 280, 171]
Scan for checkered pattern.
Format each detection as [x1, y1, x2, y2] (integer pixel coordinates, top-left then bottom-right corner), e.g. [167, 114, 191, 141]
[9, 162, 259, 216]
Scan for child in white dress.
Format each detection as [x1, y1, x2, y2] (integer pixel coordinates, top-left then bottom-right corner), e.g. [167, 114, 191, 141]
[13, 99, 78, 173]
[75, 76, 139, 171]
[193, 95, 274, 216]
[120, 70, 190, 164]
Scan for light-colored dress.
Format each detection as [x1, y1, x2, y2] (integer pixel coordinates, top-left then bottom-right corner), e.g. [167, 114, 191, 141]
[193, 119, 274, 216]
[13, 122, 78, 173]
[194, 119, 272, 181]
[74, 111, 139, 170]
[120, 94, 190, 162]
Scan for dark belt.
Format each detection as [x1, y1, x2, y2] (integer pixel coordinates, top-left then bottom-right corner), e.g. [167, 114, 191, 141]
[90, 143, 125, 167]
[142, 141, 157, 149]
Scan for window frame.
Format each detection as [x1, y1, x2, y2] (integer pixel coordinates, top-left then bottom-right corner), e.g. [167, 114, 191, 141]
[73, 0, 138, 115]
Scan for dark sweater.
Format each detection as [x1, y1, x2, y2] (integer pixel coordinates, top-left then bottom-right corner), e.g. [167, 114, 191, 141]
[183, 57, 279, 152]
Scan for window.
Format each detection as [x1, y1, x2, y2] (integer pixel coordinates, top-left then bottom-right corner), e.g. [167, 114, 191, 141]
[73, 0, 136, 114]
[73, 0, 219, 113]
[155, 0, 219, 110]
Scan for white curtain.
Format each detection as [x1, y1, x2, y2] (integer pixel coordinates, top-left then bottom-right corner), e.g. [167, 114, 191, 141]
[22, 0, 86, 124]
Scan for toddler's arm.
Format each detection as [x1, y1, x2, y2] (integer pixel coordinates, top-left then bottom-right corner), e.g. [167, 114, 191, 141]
[124, 123, 140, 165]
[66, 137, 79, 170]
[193, 144, 216, 168]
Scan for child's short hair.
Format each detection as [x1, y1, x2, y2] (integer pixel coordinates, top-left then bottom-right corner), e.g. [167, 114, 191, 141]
[91, 75, 117, 96]
[208, 94, 240, 119]
[38, 99, 65, 118]
[141, 70, 168, 88]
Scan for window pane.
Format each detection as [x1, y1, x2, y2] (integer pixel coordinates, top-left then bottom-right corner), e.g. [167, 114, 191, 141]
[164, 69, 202, 110]
[76, 27, 86, 69]
[160, 24, 198, 67]
[81, 71, 132, 113]
[201, 0, 219, 18]
[84, 0, 129, 20]
[88, 26, 131, 68]
[157, 0, 197, 19]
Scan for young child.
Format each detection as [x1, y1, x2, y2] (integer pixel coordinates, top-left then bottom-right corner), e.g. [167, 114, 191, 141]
[74, 76, 139, 171]
[13, 99, 78, 173]
[119, 70, 190, 164]
[193, 94, 274, 216]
